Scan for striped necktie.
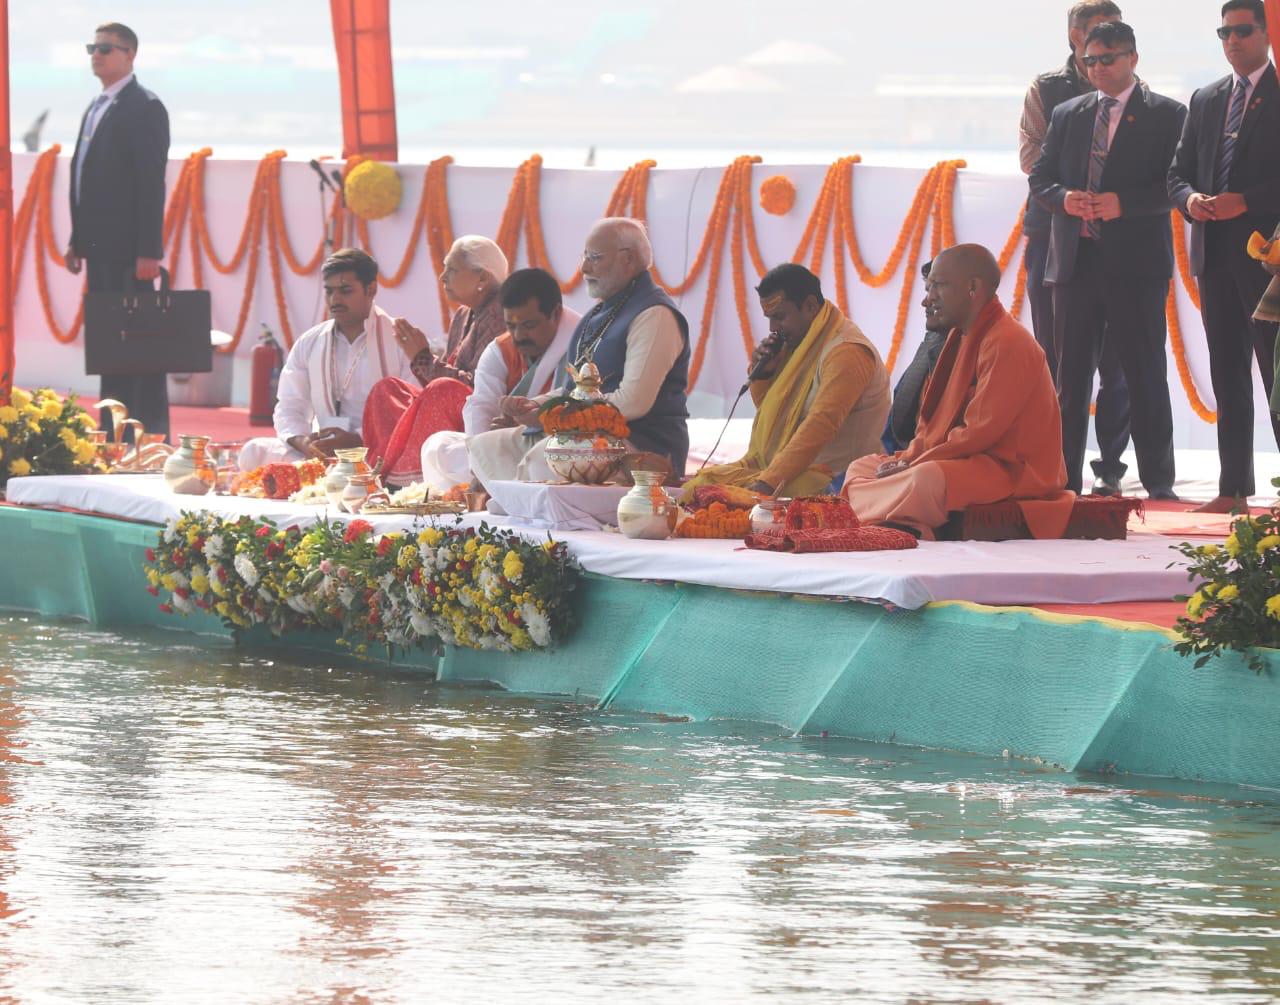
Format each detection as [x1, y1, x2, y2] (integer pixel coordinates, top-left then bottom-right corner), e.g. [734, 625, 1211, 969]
[1214, 76, 1249, 194]
[1085, 95, 1117, 241]
[73, 93, 111, 204]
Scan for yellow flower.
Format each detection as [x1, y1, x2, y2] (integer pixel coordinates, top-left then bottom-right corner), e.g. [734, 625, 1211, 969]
[161, 574, 177, 592]
[74, 441, 97, 465]
[1266, 595, 1280, 621]
[398, 545, 417, 569]
[58, 427, 76, 449]
[1197, 543, 1221, 557]
[74, 411, 97, 430]
[418, 527, 443, 547]
[503, 551, 524, 581]
[463, 537, 478, 557]
[1185, 590, 1208, 618]
[0, 425, 7, 441]
[8, 388, 31, 409]
[215, 601, 231, 618]
[211, 576, 228, 597]
[1225, 533, 1242, 558]
[7, 457, 30, 477]
[190, 573, 210, 595]
[186, 526, 201, 546]
[1217, 584, 1240, 602]
[1257, 535, 1280, 555]
[41, 399, 62, 421]
[146, 568, 160, 586]
[0, 405, 17, 424]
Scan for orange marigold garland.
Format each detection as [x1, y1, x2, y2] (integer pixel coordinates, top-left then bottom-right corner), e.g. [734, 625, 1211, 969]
[538, 399, 630, 440]
[759, 174, 797, 216]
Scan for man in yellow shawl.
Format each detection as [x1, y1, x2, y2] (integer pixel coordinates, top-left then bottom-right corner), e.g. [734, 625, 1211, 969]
[684, 263, 890, 497]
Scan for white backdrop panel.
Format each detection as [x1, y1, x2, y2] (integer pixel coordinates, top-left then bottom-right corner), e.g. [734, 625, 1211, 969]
[10, 152, 1265, 454]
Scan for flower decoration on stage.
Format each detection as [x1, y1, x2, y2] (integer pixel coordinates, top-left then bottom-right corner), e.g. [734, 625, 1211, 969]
[538, 400, 630, 440]
[232, 458, 327, 499]
[1172, 478, 1280, 673]
[675, 484, 759, 538]
[0, 386, 100, 487]
[344, 160, 402, 221]
[759, 174, 797, 216]
[144, 512, 580, 653]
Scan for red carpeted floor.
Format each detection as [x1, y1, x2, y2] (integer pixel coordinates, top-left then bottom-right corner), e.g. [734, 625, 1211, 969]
[170, 405, 262, 444]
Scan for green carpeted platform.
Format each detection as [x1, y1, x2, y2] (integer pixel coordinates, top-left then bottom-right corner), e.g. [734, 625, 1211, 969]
[1, 504, 1276, 792]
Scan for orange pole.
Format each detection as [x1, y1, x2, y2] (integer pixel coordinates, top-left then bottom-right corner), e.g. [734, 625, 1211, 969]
[1270, 0, 1280, 75]
[330, 0, 398, 161]
[0, 0, 12, 404]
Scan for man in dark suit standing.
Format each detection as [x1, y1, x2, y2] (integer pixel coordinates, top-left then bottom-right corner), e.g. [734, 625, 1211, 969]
[63, 22, 170, 439]
[1169, 0, 1280, 512]
[1019, 0, 1132, 496]
[1030, 20, 1185, 499]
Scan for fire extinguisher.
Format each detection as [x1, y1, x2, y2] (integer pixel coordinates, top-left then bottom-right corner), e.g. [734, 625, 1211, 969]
[249, 323, 285, 427]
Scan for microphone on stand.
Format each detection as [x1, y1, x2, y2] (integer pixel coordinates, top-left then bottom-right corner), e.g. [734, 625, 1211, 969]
[309, 159, 334, 192]
[330, 169, 345, 194]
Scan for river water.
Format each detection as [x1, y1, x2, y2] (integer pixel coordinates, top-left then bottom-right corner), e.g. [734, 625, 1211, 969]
[0, 614, 1278, 1003]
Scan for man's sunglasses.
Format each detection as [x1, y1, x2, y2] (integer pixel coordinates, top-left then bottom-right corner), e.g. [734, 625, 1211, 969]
[1217, 24, 1261, 40]
[85, 42, 128, 56]
[1081, 49, 1134, 68]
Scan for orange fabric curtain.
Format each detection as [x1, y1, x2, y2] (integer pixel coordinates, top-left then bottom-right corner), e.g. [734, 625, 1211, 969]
[0, 0, 12, 404]
[330, 0, 398, 162]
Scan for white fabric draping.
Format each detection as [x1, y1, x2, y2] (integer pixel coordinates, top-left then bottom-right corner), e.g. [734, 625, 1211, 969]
[484, 480, 629, 531]
[8, 153, 1254, 453]
[7, 474, 1191, 610]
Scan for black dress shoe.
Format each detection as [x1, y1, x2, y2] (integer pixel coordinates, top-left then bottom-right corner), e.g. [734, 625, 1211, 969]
[1147, 488, 1180, 502]
[1091, 474, 1122, 497]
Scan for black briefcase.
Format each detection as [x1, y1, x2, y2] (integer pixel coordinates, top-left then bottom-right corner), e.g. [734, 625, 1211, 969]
[84, 267, 213, 376]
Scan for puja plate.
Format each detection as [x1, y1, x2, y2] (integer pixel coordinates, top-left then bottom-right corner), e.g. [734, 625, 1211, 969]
[360, 501, 467, 516]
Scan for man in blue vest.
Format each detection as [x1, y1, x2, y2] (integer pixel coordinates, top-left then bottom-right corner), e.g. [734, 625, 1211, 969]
[468, 217, 691, 488]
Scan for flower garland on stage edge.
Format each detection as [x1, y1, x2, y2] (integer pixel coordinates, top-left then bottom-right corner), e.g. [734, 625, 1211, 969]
[144, 512, 580, 654]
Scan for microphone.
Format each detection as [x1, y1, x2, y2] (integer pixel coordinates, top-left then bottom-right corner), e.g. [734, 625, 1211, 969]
[330, 168, 344, 190]
[309, 159, 334, 191]
[745, 334, 785, 384]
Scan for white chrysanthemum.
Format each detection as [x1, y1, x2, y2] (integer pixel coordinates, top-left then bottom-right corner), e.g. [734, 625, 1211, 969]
[171, 592, 194, 615]
[257, 586, 274, 605]
[522, 603, 551, 648]
[478, 634, 500, 650]
[435, 546, 453, 567]
[338, 586, 356, 608]
[418, 544, 438, 570]
[458, 590, 475, 609]
[477, 568, 499, 600]
[378, 571, 396, 592]
[438, 626, 457, 646]
[409, 612, 436, 637]
[233, 552, 259, 586]
[163, 520, 178, 544]
[286, 595, 313, 614]
[202, 534, 224, 561]
[170, 569, 190, 590]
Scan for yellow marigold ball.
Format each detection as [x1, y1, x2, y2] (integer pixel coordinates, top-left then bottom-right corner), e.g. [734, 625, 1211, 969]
[759, 174, 797, 216]
[344, 160, 402, 221]
[8, 387, 31, 409]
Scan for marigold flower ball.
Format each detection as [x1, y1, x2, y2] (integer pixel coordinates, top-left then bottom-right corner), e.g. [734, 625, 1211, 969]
[759, 175, 797, 216]
[344, 160, 403, 221]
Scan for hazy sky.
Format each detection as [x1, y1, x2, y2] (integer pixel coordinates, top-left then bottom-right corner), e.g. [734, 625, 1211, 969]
[10, 1, 1252, 170]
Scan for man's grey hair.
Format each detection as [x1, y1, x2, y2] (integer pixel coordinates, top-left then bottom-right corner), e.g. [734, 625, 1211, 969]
[593, 217, 654, 269]
[448, 235, 509, 282]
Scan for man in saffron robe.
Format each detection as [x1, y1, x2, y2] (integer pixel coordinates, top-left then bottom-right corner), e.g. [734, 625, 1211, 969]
[238, 249, 413, 470]
[469, 217, 690, 488]
[420, 268, 581, 490]
[843, 245, 1075, 540]
[361, 236, 509, 482]
[682, 263, 889, 498]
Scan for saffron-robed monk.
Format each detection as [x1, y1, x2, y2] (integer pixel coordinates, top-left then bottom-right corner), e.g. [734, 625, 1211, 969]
[842, 244, 1075, 540]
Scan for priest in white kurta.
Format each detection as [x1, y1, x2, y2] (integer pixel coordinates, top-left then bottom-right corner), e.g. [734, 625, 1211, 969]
[238, 250, 415, 470]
